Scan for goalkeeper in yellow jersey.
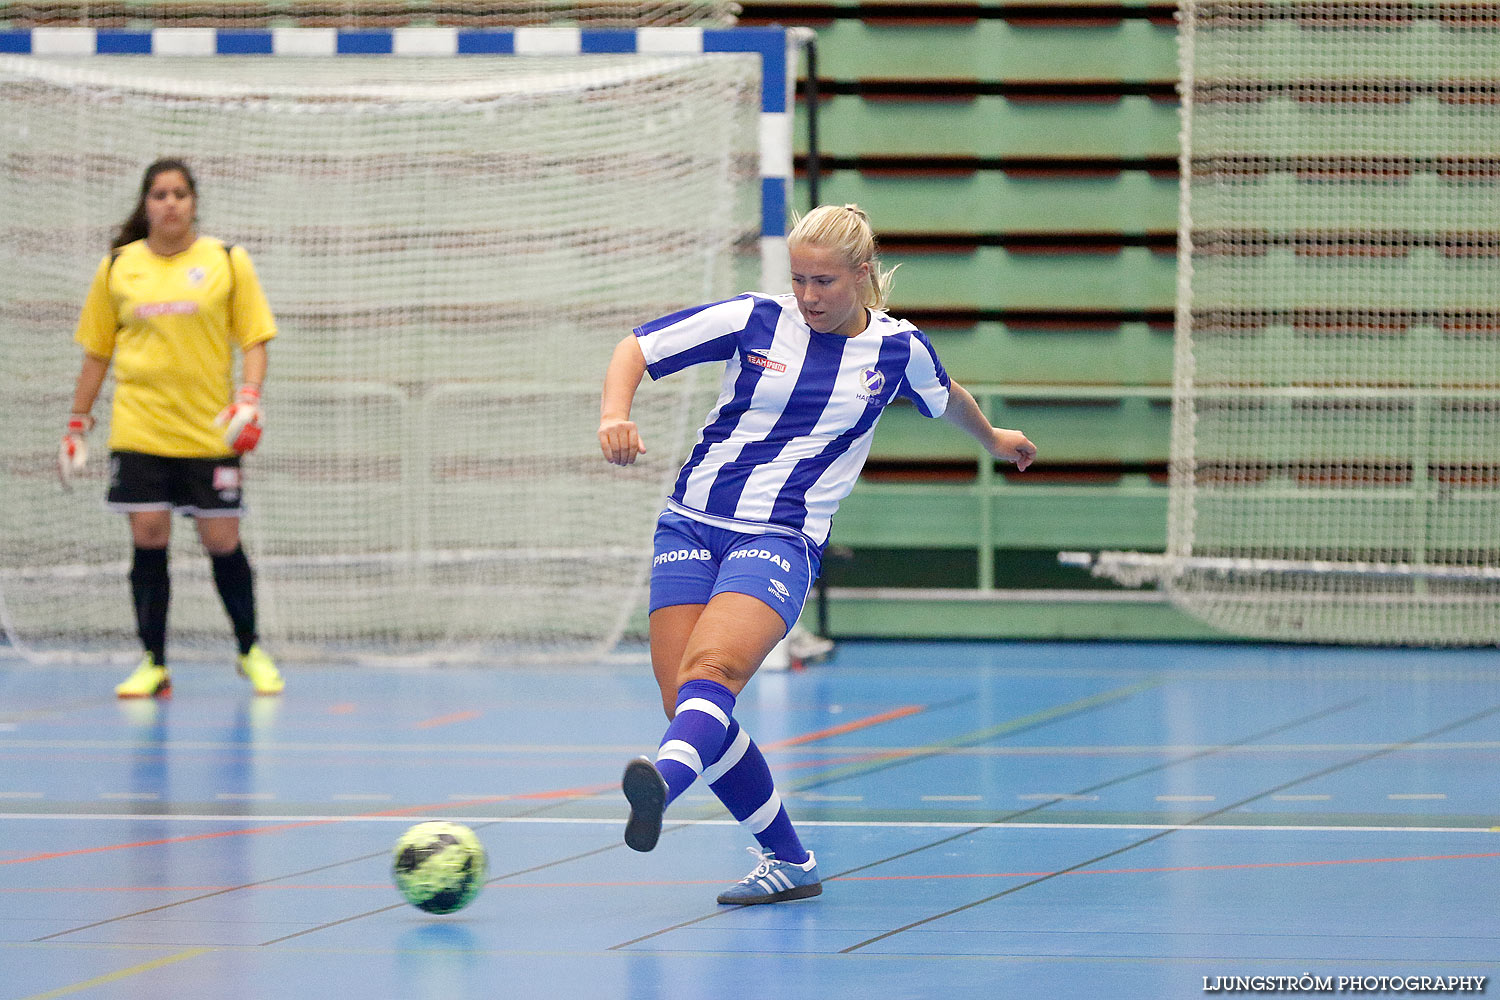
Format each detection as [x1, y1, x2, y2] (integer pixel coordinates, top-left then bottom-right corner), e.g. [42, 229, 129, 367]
[61, 158, 284, 698]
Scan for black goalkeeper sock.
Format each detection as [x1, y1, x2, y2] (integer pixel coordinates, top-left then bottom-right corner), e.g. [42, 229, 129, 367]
[211, 545, 258, 656]
[129, 546, 169, 666]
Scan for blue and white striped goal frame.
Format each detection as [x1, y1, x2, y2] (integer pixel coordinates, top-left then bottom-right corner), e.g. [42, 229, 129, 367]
[0, 25, 802, 289]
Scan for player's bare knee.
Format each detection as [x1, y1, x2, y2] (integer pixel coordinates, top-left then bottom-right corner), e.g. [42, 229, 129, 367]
[196, 518, 241, 556]
[678, 649, 747, 692]
[131, 524, 170, 549]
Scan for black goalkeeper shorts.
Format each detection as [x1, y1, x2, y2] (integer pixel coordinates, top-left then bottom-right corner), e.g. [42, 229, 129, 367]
[107, 451, 245, 518]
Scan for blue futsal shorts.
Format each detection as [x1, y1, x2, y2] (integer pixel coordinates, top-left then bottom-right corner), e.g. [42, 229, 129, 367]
[648, 510, 822, 634]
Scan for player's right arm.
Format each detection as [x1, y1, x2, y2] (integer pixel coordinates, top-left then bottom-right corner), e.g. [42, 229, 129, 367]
[599, 334, 648, 466]
[60, 258, 119, 483]
[70, 352, 110, 418]
[58, 352, 109, 486]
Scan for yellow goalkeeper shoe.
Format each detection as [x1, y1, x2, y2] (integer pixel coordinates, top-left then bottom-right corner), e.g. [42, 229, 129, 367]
[237, 644, 284, 696]
[115, 655, 171, 699]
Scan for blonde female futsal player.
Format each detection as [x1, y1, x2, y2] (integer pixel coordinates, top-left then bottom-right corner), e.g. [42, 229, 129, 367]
[599, 204, 1036, 903]
[60, 158, 284, 698]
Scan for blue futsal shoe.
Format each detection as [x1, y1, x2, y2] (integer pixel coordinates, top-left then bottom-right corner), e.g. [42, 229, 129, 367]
[622, 756, 668, 852]
[716, 848, 822, 905]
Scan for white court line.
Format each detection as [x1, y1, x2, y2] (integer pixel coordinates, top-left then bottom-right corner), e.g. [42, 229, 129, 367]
[1156, 795, 1216, 803]
[922, 795, 982, 802]
[3, 738, 1498, 755]
[0, 791, 43, 799]
[215, 792, 275, 801]
[98, 792, 159, 801]
[0, 739, 648, 754]
[2, 813, 1493, 835]
[1017, 793, 1100, 801]
[1389, 793, 1448, 800]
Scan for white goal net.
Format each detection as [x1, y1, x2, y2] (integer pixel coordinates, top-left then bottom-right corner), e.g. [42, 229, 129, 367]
[1088, 1, 1500, 645]
[0, 51, 760, 663]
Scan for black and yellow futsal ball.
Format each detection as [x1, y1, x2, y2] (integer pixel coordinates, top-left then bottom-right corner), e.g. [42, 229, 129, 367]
[391, 821, 487, 914]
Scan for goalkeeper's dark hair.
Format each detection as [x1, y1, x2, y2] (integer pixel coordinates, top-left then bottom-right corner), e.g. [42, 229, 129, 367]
[787, 203, 898, 310]
[113, 158, 198, 250]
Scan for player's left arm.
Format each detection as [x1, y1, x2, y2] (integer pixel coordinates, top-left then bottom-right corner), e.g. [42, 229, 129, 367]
[241, 340, 267, 389]
[216, 341, 266, 453]
[226, 246, 278, 352]
[218, 247, 275, 452]
[942, 380, 1035, 471]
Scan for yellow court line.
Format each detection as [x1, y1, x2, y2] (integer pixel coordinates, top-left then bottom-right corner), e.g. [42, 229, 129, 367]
[17, 947, 212, 1000]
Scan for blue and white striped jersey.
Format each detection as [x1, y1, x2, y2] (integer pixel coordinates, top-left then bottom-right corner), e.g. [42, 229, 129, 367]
[634, 292, 951, 549]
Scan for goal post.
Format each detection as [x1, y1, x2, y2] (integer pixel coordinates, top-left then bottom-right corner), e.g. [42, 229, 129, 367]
[1077, 1, 1500, 646]
[0, 26, 803, 663]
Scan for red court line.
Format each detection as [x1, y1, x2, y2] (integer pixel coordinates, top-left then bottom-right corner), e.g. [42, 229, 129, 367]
[512, 782, 616, 800]
[764, 705, 926, 749]
[0, 794, 517, 867]
[0, 819, 340, 865]
[411, 710, 482, 729]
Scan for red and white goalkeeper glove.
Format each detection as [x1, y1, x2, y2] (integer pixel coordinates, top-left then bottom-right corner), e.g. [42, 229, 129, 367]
[215, 385, 263, 454]
[58, 413, 94, 488]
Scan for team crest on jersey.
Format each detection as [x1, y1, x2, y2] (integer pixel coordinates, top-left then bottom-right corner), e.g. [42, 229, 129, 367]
[745, 351, 787, 375]
[856, 367, 887, 403]
[187, 267, 206, 286]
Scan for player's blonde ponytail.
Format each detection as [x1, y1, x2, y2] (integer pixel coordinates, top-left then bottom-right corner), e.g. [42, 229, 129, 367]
[787, 203, 898, 310]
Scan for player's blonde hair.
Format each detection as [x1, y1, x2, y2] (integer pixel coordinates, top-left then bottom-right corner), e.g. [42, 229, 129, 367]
[787, 203, 898, 310]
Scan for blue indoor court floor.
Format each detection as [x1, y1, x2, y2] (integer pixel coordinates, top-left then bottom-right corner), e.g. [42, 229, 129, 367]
[1, 640, 1497, 999]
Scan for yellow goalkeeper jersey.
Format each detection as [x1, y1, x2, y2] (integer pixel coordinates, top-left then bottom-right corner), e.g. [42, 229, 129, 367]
[74, 237, 278, 458]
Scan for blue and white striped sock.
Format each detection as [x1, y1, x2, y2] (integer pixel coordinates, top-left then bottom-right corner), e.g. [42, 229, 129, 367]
[703, 718, 810, 865]
[654, 678, 736, 807]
